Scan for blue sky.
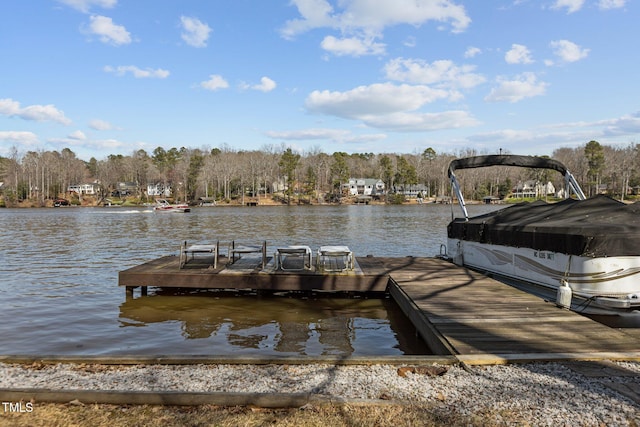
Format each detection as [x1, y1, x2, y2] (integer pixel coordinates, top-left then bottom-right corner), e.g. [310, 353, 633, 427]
[0, 0, 638, 161]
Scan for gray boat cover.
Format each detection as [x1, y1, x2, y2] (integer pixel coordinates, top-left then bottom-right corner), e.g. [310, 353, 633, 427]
[448, 154, 568, 178]
[448, 195, 640, 257]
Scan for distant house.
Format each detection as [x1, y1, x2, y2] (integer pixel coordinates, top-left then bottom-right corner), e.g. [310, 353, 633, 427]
[512, 180, 555, 198]
[115, 181, 139, 196]
[346, 178, 385, 196]
[68, 183, 99, 195]
[147, 183, 171, 197]
[271, 178, 287, 193]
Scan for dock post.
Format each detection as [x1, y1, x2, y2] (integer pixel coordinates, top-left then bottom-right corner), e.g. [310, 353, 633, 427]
[141, 286, 148, 296]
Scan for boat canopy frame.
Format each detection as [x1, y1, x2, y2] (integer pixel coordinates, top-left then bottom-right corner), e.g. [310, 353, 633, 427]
[447, 155, 586, 220]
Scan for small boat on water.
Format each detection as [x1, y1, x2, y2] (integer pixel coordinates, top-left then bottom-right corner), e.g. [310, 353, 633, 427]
[446, 154, 640, 317]
[153, 199, 190, 213]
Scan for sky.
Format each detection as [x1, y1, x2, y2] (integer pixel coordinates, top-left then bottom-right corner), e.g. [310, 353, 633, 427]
[0, 0, 638, 161]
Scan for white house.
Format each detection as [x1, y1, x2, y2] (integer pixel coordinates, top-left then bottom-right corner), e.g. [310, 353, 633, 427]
[512, 180, 555, 198]
[147, 183, 171, 197]
[346, 178, 385, 196]
[67, 183, 98, 195]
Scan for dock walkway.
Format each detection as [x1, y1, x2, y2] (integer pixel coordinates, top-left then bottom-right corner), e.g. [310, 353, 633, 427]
[383, 257, 640, 363]
[118, 255, 640, 363]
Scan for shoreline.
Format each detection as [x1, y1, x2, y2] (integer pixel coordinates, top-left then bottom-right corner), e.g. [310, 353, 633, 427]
[1, 360, 639, 425]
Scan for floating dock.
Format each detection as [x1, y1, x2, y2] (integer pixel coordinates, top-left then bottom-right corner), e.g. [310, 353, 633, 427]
[118, 254, 640, 364]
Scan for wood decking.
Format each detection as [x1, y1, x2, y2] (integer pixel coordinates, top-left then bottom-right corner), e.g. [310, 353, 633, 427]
[118, 254, 640, 363]
[384, 258, 640, 363]
[119, 254, 389, 294]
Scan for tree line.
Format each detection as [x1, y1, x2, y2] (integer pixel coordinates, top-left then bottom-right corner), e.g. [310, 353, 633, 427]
[0, 140, 638, 206]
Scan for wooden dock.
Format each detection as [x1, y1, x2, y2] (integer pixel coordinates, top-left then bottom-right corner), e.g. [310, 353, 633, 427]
[384, 258, 640, 363]
[118, 254, 640, 363]
[119, 254, 389, 295]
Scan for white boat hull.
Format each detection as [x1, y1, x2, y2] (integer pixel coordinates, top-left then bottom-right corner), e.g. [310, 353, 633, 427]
[448, 238, 640, 315]
[154, 206, 190, 213]
[153, 199, 190, 213]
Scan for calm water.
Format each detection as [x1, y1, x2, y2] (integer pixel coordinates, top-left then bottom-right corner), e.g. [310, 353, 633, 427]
[0, 204, 497, 356]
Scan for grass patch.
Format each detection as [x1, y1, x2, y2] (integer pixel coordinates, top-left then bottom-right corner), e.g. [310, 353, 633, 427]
[0, 402, 497, 427]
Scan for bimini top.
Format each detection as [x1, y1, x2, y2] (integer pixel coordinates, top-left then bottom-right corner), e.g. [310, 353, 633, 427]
[447, 155, 587, 220]
[448, 195, 640, 257]
[448, 154, 570, 177]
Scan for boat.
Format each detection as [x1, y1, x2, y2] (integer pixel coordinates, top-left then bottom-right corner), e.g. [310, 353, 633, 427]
[153, 199, 190, 213]
[445, 154, 640, 317]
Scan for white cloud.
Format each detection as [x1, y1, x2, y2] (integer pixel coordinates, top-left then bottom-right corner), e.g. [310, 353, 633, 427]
[68, 130, 87, 140]
[464, 46, 481, 58]
[320, 35, 385, 56]
[485, 73, 548, 103]
[469, 129, 535, 143]
[282, 0, 470, 37]
[280, 0, 337, 40]
[361, 110, 480, 131]
[549, 39, 589, 63]
[550, 0, 585, 13]
[464, 112, 640, 154]
[0, 131, 39, 145]
[403, 36, 416, 48]
[49, 136, 125, 149]
[180, 16, 212, 48]
[0, 98, 72, 125]
[266, 128, 349, 140]
[281, 0, 470, 57]
[86, 15, 131, 45]
[505, 44, 534, 64]
[384, 58, 485, 91]
[599, 111, 640, 136]
[598, 0, 627, 9]
[57, 0, 117, 13]
[0, 98, 21, 116]
[247, 77, 277, 92]
[306, 83, 449, 118]
[89, 119, 116, 130]
[104, 65, 170, 78]
[466, 115, 640, 153]
[200, 74, 229, 91]
[304, 82, 480, 131]
[265, 128, 387, 143]
[92, 138, 125, 149]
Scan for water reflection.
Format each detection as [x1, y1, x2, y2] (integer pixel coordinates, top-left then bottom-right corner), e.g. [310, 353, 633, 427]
[119, 290, 430, 356]
[0, 205, 499, 356]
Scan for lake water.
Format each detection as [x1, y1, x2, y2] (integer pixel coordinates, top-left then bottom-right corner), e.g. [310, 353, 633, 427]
[0, 204, 498, 357]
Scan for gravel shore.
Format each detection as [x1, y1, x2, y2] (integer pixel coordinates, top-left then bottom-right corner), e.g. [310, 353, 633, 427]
[2, 361, 639, 426]
[0, 361, 640, 426]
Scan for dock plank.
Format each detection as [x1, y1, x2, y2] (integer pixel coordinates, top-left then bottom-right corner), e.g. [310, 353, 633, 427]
[383, 257, 640, 360]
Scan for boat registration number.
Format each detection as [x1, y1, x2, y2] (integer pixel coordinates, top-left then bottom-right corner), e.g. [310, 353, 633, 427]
[534, 250, 555, 260]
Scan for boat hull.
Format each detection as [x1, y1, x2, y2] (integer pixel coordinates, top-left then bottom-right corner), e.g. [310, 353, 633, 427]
[153, 199, 190, 213]
[153, 206, 190, 213]
[447, 238, 640, 315]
